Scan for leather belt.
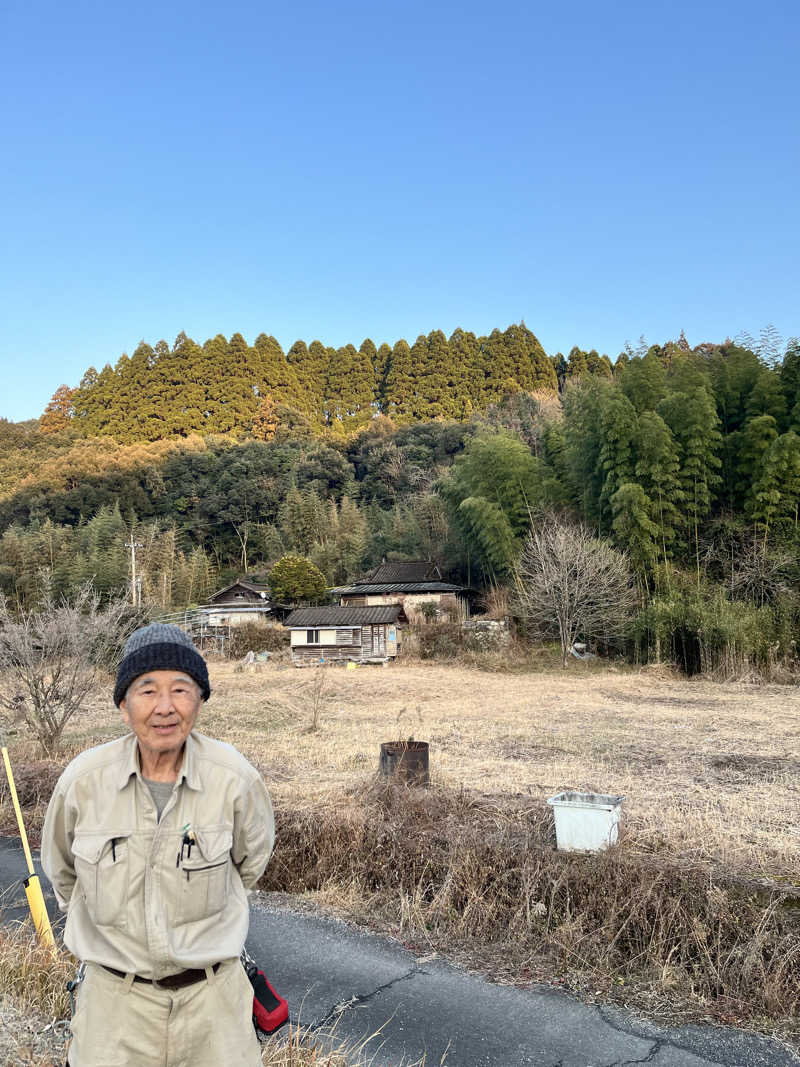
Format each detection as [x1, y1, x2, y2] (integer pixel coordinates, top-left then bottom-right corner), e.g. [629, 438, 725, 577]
[101, 962, 221, 989]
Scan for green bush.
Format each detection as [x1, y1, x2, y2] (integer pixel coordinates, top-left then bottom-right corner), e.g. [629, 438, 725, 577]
[269, 554, 327, 603]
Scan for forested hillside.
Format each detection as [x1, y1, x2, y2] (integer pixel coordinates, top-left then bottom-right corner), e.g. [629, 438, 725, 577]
[37, 324, 557, 440]
[1, 322, 799, 673]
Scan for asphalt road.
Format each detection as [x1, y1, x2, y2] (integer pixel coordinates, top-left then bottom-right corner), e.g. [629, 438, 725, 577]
[0, 836, 797, 1067]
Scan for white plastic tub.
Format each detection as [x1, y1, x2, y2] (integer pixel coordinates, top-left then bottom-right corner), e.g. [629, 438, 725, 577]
[547, 791, 624, 851]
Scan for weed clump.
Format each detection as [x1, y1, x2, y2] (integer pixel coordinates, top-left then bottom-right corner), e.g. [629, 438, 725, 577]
[261, 782, 800, 1030]
[227, 623, 290, 660]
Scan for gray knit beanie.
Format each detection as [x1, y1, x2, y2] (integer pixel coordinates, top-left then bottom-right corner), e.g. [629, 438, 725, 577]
[114, 622, 211, 707]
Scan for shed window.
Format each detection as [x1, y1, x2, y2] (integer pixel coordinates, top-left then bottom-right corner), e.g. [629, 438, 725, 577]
[336, 628, 358, 644]
[306, 629, 321, 643]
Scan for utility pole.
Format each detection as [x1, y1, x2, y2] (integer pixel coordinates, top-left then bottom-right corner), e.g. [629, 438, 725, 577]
[124, 535, 143, 607]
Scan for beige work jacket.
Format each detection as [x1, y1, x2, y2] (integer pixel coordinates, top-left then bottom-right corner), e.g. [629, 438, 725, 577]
[42, 730, 274, 979]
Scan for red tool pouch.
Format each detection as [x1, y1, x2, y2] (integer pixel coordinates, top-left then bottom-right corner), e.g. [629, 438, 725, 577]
[242, 956, 289, 1034]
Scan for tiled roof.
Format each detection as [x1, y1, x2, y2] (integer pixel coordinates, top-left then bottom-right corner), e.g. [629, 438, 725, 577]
[335, 582, 463, 595]
[356, 560, 441, 584]
[285, 605, 402, 627]
[206, 579, 269, 604]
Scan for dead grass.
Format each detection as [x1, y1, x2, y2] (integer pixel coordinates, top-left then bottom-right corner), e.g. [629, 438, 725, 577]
[1, 659, 799, 1038]
[0, 921, 74, 1065]
[194, 660, 800, 884]
[261, 780, 800, 1035]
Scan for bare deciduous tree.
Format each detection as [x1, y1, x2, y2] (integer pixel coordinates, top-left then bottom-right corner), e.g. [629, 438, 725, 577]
[514, 514, 637, 667]
[0, 583, 139, 754]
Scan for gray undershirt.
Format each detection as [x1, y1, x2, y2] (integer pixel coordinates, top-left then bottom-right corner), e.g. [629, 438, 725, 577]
[143, 778, 174, 821]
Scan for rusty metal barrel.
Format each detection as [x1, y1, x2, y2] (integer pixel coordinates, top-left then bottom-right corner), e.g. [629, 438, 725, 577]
[379, 741, 430, 787]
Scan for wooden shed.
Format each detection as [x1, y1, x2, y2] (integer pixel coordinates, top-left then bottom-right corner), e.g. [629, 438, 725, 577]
[283, 605, 402, 666]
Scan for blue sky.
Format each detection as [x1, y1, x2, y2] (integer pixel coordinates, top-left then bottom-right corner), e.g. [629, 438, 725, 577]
[1, 0, 798, 422]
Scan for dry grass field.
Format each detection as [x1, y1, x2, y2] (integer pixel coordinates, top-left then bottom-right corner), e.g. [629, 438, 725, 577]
[2, 657, 799, 1045]
[33, 657, 794, 882]
[199, 659, 800, 882]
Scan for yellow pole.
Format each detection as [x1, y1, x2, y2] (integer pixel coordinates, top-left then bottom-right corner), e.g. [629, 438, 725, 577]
[1, 747, 56, 950]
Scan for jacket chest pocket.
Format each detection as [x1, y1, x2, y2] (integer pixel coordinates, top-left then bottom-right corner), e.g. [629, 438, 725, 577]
[177, 830, 232, 925]
[72, 834, 131, 928]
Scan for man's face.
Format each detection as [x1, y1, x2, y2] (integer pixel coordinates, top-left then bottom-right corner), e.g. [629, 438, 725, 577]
[120, 670, 202, 763]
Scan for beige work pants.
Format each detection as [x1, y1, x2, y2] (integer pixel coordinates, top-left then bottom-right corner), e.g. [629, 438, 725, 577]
[67, 959, 263, 1067]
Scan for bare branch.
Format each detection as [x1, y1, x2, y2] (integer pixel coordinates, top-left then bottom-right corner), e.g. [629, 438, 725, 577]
[0, 583, 140, 754]
[513, 512, 637, 667]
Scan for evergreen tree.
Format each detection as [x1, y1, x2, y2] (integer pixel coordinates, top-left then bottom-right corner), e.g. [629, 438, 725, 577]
[170, 332, 209, 435]
[566, 346, 589, 380]
[202, 334, 233, 434]
[421, 329, 461, 419]
[382, 339, 415, 422]
[449, 328, 483, 414]
[253, 334, 302, 411]
[72, 366, 99, 426]
[359, 338, 379, 401]
[145, 338, 190, 438]
[223, 332, 258, 433]
[333, 495, 367, 580]
[478, 327, 545, 402]
[39, 386, 75, 434]
[114, 343, 156, 441]
[269, 554, 326, 603]
[83, 364, 117, 436]
[324, 344, 375, 432]
[288, 339, 329, 420]
[373, 342, 393, 408]
[258, 522, 285, 563]
[586, 350, 613, 379]
[553, 352, 568, 391]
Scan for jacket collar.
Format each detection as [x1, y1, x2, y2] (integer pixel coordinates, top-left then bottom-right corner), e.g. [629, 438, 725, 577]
[117, 730, 202, 791]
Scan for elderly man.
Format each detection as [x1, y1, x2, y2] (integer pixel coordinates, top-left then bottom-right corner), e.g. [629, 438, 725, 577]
[42, 622, 274, 1067]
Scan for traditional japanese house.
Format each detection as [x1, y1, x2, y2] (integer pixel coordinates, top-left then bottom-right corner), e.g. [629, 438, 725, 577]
[201, 579, 277, 626]
[283, 605, 403, 665]
[331, 560, 466, 621]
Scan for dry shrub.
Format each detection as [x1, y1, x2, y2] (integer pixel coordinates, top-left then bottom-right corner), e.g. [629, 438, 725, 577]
[0, 760, 63, 809]
[228, 623, 290, 660]
[0, 583, 139, 755]
[261, 782, 800, 1027]
[479, 584, 510, 620]
[415, 623, 463, 660]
